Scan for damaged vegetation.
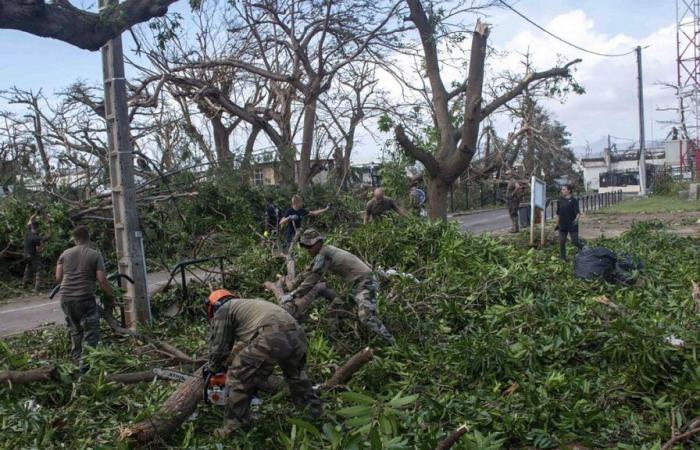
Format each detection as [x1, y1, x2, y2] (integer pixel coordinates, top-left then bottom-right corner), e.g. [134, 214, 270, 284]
[2, 197, 700, 448]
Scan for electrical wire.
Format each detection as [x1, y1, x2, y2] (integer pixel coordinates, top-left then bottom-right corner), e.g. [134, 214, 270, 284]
[498, 0, 639, 58]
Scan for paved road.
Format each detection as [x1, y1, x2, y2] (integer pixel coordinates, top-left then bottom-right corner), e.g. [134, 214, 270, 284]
[451, 208, 512, 234]
[0, 268, 218, 337]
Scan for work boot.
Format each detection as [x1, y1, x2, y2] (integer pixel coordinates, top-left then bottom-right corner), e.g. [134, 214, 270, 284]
[509, 218, 519, 233]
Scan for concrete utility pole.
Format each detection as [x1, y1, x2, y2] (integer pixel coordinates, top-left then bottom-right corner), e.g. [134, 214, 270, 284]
[636, 46, 647, 196]
[99, 0, 151, 328]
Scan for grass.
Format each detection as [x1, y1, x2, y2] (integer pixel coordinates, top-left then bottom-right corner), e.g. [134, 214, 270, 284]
[596, 195, 700, 214]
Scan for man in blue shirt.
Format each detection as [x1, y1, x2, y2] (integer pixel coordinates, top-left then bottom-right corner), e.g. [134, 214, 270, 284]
[279, 194, 329, 247]
[555, 184, 584, 260]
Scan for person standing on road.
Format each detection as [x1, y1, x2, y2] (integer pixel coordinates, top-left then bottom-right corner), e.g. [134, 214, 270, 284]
[279, 195, 329, 248]
[55, 226, 115, 371]
[22, 212, 44, 292]
[364, 187, 409, 224]
[505, 170, 525, 233]
[555, 184, 584, 260]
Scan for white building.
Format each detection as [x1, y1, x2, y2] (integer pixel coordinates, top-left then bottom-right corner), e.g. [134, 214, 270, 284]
[580, 141, 691, 193]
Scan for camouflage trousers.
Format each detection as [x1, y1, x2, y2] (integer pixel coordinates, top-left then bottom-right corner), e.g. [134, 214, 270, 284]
[22, 255, 42, 290]
[507, 198, 520, 232]
[224, 324, 322, 429]
[60, 297, 100, 366]
[352, 276, 396, 345]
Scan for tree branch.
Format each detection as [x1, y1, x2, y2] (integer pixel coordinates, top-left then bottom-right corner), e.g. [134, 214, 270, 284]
[0, 0, 179, 51]
[481, 59, 581, 119]
[394, 124, 440, 175]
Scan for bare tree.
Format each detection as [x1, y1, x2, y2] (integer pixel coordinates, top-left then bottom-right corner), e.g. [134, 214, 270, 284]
[393, 0, 581, 219]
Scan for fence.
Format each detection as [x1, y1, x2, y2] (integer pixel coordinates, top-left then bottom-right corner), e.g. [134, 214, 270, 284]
[538, 190, 624, 222]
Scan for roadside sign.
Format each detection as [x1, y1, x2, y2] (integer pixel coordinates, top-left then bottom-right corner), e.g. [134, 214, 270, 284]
[530, 176, 546, 247]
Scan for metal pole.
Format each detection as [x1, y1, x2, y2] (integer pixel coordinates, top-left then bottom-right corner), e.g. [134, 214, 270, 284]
[100, 0, 150, 328]
[636, 46, 648, 196]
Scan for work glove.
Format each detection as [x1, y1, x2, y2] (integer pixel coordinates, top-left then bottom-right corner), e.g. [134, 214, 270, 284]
[281, 293, 294, 304]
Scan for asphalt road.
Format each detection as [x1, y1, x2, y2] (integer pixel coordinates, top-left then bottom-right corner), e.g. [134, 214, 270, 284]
[0, 269, 218, 337]
[452, 208, 512, 234]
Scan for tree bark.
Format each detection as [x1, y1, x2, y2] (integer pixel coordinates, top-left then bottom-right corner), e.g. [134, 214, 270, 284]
[211, 114, 233, 168]
[119, 366, 206, 445]
[323, 347, 374, 389]
[298, 97, 318, 194]
[426, 176, 450, 220]
[240, 125, 261, 184]
[435, 425, 468, 450]
[0, 0, 178, 51]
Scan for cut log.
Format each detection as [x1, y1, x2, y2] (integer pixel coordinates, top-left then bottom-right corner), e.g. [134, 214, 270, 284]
[105, 370, 162, 384]
[285, 258, 296, 291]
[435, 425, 468, 450]
[0, 366, 56, 385]
[692, 281, 700, 311]
[119, 366, 206, 445]
[323, 347, 374, 390]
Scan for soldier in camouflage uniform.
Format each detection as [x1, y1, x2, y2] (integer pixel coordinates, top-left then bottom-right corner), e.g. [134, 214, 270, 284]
[22, 213, 43, 291]
[205, 291, 322, 437]
[505, 169, 525, 233]
[282, 229, 396, 345]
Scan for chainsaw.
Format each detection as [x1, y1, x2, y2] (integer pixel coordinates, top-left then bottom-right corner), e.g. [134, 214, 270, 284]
[152, 368, 262, 406]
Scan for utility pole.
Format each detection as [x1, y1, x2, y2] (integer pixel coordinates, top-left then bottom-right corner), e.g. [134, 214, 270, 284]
[99, 0, 151, 328]
[636, 46, 647, 196]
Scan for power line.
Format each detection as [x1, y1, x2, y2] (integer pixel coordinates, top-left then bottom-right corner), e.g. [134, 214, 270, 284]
[498, 0, 639, 58]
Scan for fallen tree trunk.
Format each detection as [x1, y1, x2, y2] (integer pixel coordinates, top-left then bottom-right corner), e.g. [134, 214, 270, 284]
[121, 347, 375, 446]
[0, 366, 56, 385]
[263, 279, 338, 320]
[119, 366, 206, 445]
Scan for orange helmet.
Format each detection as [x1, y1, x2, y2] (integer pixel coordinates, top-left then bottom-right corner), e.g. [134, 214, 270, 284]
[205, 289, 237, 319]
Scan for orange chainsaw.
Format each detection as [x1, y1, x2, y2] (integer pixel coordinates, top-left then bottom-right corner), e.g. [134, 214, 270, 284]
[152, 368, 262, 406]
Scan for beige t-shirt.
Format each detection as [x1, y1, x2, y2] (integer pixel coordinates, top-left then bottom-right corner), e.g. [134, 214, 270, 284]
[365, 197, 398, 221]
[58, 244, 106, 301]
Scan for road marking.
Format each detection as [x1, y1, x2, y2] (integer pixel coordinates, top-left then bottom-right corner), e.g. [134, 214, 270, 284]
[0, 301, 59, 315]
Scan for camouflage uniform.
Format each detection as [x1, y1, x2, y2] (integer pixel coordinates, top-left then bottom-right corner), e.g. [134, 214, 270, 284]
[61, 298, 100, 362]
[208, 298, 321, 431]
[22, 224, 43, 291]
[289, 237, 396, 344]
[506, 179, 523, 233]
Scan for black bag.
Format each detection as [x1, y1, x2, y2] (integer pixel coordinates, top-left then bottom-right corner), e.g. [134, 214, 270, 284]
[613, 252, 644, 284]
[573, 247, 618, 282]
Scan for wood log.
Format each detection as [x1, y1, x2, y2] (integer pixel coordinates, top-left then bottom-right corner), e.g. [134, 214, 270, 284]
[105, 371, 162, 384]
[692, 281, 700, 311]
[285, 258, 296, 291]
[323, 347, 373, 390]
[435, 425, 468, 450]
[0, 366, 56, 385]
[119, 366, 206, 445]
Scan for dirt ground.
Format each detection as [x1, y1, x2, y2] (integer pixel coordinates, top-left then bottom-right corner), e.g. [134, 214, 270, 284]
[578, 210, 700, 239]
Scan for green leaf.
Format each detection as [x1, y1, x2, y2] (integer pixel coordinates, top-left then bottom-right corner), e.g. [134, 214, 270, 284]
[387, 394, 419, 409]
[336, 405, 374, 418]
[340, 391, 377, 406]
[287, 418, 322, 439]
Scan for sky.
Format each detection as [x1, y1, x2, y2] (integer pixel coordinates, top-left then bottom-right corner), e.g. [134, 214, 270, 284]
[0, 1, 680, 164]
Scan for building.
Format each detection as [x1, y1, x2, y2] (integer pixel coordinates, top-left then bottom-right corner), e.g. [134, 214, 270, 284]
[250, 158, 335, 186]
[580, 140, 696, 193]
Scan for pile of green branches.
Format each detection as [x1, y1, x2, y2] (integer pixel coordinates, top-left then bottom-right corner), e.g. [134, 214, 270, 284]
[1, 218, 699, 449]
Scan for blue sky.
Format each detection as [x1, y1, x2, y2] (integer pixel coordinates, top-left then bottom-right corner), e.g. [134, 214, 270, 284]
[0, 1, 680, 162]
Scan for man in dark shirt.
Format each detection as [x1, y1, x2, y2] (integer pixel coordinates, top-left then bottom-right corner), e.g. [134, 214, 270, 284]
[263, 197, 280, 236]
[505, 170, 525, 233]
[55, 226, 114, 369]
[555, 184, 584, 260]
[364, 188, 408, 224]
[279, 194, 329, 247]
[22, 213, 43, 291]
